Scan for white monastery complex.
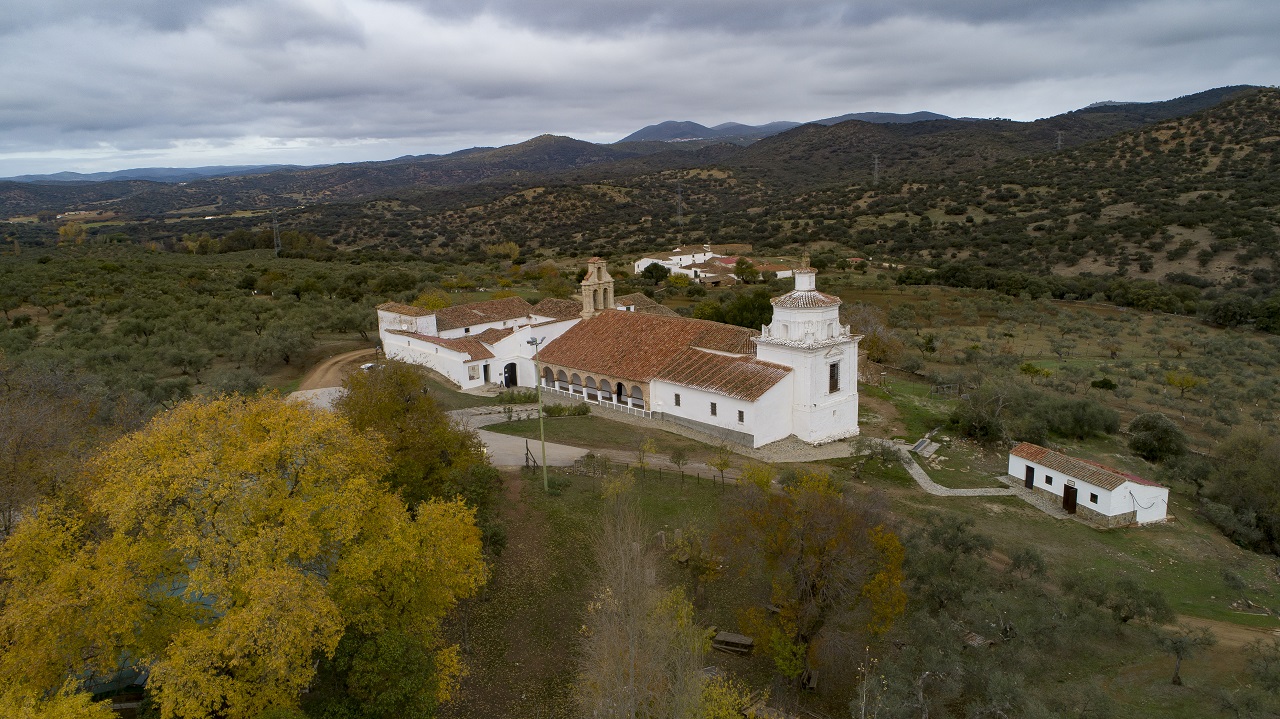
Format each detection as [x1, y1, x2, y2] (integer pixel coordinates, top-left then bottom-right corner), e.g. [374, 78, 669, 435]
[378, 258, 862, 448]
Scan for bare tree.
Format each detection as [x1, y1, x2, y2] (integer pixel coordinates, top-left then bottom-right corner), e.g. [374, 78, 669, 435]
[578, 476, 706, 718]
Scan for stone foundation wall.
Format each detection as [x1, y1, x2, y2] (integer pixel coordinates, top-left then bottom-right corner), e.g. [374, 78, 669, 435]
[1031, 485, 1136, 528]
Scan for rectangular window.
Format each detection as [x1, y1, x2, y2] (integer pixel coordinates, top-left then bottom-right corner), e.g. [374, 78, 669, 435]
[674, 393, 681, 407]
[710, 402, 717, 417]
[829, 362, 841, 393]
[464, 327, 471, 334]
[737, 410, 744, 424]
[1046, 476, 1053, 486]
[1090, 492, 1099, 504]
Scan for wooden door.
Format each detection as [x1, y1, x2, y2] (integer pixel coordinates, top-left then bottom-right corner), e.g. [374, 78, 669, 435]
[1024, 466, 1035, 489]
[1063, 485, 1078, 514]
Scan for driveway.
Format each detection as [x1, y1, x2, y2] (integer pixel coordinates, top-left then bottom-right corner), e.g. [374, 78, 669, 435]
[449, 407, 591, 468]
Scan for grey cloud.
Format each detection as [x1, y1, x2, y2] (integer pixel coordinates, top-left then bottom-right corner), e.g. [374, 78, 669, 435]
[0, 0, 1277, 175]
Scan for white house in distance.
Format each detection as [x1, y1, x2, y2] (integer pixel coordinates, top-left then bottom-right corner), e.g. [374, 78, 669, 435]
[1008, 442, 1169, 527]
[377, 257, 862, 448]
[633, 245, 716, 275]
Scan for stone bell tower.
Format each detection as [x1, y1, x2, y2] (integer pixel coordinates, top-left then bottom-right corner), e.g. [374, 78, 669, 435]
[754, 258, 862, 444]
[580, 257, 615, 319]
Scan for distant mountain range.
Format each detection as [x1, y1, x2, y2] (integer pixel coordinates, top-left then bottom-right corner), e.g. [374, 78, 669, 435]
[1, 165, 305, 184]
[0, 86, 1260, 218]
[618, 111, 953, 143]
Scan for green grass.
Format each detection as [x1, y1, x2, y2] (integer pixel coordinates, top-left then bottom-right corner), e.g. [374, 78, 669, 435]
[423, 374, 498, 411]
[486, 415, 718, 463]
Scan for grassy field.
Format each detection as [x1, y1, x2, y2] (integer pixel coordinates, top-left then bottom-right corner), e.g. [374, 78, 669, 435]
[485, 415, 721, 465]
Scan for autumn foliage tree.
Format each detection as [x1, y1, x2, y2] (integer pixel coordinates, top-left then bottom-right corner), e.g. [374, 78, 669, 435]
[717, 471, 905, 696]
[0, 394, 487, 719]
[335, 361, 503, 552]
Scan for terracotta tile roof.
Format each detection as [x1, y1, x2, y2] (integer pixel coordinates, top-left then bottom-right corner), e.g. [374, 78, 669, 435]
[376, 301, 432, 317]
[771, 289, 842, 309]
[655, 348, 791, 401]
[1010, 442, 1163, 491]
[531, 297, 582, 320]
[614, 292, 680, 317]
[473, 327, 515, 344]
[535, 310, 759, 383]
[433, 296, 533, 331]
[386, 330, 494, 361]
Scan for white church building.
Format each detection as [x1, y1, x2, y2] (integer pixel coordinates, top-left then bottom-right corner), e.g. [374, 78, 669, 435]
[377, 258, 862, 448]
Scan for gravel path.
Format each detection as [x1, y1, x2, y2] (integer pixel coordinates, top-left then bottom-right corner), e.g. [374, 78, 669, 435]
[893, 446, 1017, 498]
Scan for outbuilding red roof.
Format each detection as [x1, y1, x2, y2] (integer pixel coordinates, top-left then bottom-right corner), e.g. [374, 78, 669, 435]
[1010, 442, 1163, 491]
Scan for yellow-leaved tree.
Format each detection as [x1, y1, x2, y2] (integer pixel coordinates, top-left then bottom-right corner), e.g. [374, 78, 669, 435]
[718, 470, 906, 697]
[0, 394, 487, 719]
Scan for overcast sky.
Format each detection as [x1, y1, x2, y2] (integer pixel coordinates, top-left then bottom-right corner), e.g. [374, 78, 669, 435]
[0, 0, 1276, 176]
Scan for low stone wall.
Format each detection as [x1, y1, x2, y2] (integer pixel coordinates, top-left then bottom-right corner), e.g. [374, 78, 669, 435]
[1078, 504, 1137, 529]
[1031, 485, 1136, 528]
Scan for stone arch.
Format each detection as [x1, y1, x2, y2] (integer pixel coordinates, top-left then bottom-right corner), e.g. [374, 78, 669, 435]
[570, 373, 583, 395]
[556, 369, 569, 392]
[585, 376, 598, 401]
[599, 380, 613, 402]
[542, 366, 554, 386]
[630, 385, 644, 409]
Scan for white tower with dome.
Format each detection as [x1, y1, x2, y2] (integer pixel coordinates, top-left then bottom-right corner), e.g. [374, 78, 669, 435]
[754, 261, 861, 444]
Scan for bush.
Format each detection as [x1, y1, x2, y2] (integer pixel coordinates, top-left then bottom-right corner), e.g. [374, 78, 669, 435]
[495, 388, 538, 404]
[1127, 412, 1187, 462]
[545, 402, 591, 417]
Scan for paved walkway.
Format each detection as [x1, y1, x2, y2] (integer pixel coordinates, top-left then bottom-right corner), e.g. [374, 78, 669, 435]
[449, 407, 590, 468]
[894, 446, 1017, 498]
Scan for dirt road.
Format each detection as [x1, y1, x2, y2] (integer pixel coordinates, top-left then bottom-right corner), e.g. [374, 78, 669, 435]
[297, 347, 377, 390]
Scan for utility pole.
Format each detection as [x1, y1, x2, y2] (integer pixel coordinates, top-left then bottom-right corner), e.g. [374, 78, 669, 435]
[872, 154, 880, 186]
[271, 209, 282, 257]
[527, 336, 549, 492]
[1056, 131, 1064, 152]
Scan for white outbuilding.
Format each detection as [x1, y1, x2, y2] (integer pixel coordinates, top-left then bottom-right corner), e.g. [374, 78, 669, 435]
[1008, 442, 1169, 526]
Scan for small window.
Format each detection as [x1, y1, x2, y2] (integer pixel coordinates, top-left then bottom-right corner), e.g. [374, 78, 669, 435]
[828, 362, 841, 393]
[674, 393, 681, 407]
[710, 402, 717, 417]
[1046, 476, 1054, 486]
[464, 327, 471, 334]
[1090, 493, 1099, 504]
[737, 410, 744, 424]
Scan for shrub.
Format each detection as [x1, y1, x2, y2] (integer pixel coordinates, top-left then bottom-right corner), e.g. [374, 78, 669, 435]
[495, 388, 538, 404]
[1127, 412, 1187, 462]
[545, 402, 591, 417]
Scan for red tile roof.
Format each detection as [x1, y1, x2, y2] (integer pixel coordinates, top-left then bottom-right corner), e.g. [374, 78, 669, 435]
[386, 330, 495, 361]
[534, 310, 761, 383]
[1010, 442, 1162, 491]
[376, 301, 432, 317]
[531, 297, 582, 320]
[655, 348, 791, 401]
[433, 296, 533, 331]
[614, 292, 680, 317]
[473, 327, 515, 344]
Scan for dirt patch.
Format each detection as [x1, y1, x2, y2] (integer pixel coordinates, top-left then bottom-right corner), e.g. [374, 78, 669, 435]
[296, 347, 376, 390]
[443, 471, 589, 719]
[1177, 614, 1279, 650]
[857, 392, 906, 438]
